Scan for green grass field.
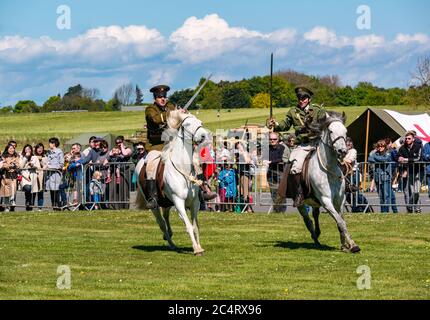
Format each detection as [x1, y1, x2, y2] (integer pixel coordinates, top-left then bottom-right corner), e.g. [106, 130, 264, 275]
[0, 210, 429, 300]
[1, 105, 428, 146]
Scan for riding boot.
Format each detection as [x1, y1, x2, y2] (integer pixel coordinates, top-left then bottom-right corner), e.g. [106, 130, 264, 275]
[197, 174, 217, 201]
[293, 174, 304, 207]
[145, 179, 159, 209]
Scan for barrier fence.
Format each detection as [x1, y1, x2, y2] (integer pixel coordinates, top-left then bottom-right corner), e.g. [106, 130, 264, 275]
[1, 161, 429, 213]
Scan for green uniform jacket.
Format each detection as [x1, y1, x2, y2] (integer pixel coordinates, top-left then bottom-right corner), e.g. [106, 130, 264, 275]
[274, 104, 326, 145]
[145, 102, 176, 151]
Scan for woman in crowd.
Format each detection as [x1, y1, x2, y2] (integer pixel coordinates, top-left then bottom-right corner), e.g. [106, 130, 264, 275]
[368, 140, 398, 213]
[45, 137, 64, 210]
[107, 136, 132, 209]
[34, 143, 47, 211]
[19, 144, 41, 211]
[0, 143, 20, 212]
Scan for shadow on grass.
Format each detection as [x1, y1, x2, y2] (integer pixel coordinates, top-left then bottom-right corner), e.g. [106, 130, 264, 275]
[132, 245, 194, 254]
[274, 241, 336, 251]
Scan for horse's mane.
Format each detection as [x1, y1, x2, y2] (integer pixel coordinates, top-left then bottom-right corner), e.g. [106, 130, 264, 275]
[161, 110, 198, 162]
[306, 110, 346, 138]
[166, 110, 196, 130]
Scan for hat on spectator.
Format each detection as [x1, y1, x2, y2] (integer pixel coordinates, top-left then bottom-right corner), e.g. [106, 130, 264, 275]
[94, 137, 103, 142]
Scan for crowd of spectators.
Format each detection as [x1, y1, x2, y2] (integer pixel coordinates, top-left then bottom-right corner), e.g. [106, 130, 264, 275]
[0, 135, 135, 212]
[344, 130, 429, 213]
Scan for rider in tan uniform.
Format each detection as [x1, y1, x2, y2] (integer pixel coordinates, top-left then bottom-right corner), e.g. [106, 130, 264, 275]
[144, 85, 217, 209]
[268, 86, 326, 207]
[144, 85, 176, 209]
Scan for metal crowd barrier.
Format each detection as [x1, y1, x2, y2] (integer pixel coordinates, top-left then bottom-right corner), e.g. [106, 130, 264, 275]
[346, 161, 430, 213]
[2, 160, 429, 214]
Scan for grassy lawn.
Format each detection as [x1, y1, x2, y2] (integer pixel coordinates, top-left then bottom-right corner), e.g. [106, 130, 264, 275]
[0, 210, 429, 300]
[1, 105, 428, 146]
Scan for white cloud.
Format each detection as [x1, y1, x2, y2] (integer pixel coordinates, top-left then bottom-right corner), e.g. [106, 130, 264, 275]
[394, 33, 429, 45]
[169, 14, 296, 63]
[0, 25, 166, 65]
[304, 26, 349, 48]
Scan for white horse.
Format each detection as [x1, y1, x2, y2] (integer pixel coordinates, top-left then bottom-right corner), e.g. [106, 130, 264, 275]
[135, 110, 209, 255]
[293, 111, 360, 253]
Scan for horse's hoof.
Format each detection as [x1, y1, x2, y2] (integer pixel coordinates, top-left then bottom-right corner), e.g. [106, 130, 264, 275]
[340, 245, 350, 253]
[314, 241, 322, 249]
[194, 250, 205, 256]
[351, 245, 361, 253]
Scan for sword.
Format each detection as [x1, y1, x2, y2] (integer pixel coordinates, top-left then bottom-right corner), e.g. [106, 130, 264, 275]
[183, 74, 213, 111]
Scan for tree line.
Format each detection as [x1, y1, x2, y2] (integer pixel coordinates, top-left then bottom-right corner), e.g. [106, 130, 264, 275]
[1, 57, 429, 113]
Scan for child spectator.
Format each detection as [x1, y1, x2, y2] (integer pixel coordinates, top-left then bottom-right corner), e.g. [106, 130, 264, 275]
[218, 163, 237, 212]
[89, 171, 104, 210]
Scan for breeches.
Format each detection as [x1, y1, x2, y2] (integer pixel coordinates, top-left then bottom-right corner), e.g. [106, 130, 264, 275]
[289, 145, 315, 174]
[146, 151, 162, 180]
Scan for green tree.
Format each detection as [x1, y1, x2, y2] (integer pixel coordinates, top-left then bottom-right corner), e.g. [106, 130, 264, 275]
[251, 93, 271, 108]
[64, 84, 83, 98]
[42, 95, 62, 112]
[135, 85, 143, 105]
[221, 84, 251, 109]
[14, 100, 39, 113]
[169, 89, 196, 109]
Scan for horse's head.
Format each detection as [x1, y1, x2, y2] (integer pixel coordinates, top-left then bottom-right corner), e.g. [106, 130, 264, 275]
[167, 110, 209, 145]
[321, 111, 348, 159]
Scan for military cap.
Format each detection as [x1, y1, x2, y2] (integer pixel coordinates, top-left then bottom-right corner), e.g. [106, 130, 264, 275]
[295, 86, 313, 99]
[150, 85, 170, 98]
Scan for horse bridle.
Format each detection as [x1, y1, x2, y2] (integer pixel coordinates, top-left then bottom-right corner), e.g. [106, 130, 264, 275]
[320, 119, 347, 153]
[317, 119, 346, 180]
[178, 116, 204, 144]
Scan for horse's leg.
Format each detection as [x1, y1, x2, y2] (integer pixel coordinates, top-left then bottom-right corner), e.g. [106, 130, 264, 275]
[191, 196, 204, 254]
[320, 197, 360, 253]
[172, 196, 203, 255]
[162, 207, 173, 239]
[151, 207, 177, 250]
[312, 207, 321, 240]
[298, 205, 321, 247]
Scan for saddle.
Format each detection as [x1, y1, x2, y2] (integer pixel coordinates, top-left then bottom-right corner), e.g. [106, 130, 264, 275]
[277, 149, 320, 206]
[138, 160, 174, 208]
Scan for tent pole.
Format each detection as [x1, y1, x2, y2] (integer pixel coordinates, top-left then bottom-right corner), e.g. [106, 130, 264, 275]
[363, 110, 371, 190]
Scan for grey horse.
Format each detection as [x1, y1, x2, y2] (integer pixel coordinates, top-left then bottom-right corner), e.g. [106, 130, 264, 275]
[295, 111, 361, 253]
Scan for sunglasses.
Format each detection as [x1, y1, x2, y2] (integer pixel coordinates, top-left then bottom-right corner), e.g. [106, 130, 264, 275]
[270, 138, 278, 141]
[156, 95, 167, 99]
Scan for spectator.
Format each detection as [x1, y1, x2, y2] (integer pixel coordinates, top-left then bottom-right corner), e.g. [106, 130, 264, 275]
[58, 152, 73, 208]
[82, 136, 96, 157]
[34, 143, 47, 211]
[45, 137, 64, 210]
[67, 152, 83, 206]
[131, 142, 147, 165]
[267, 132, 286, 212]
[0, 144, 20, 212]
[89, 171, 104, 210]
[71, 143, 82, 157]
[107, 136, 132, 209]
[218, 163, 237, 212]
[235, 141, 255, 213]
[282, 134, 296, 164]
[398, 131, 423, 213]
[369, 140, 398, 213]
[423, 142, 430, 199]
[19, 145, 41, 211]
[216, 141, 231, 162]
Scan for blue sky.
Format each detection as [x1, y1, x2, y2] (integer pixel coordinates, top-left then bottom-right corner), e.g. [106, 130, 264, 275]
[0, 0, 429, 105]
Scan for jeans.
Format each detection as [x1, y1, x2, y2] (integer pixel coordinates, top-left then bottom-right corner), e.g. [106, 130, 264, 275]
[427, 175, 430, 198]
[376, 179, 398, 213]
[403, 174, 421, 212]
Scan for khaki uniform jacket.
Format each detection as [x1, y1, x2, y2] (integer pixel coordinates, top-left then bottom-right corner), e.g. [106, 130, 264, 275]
[145, 102, 176, 151]
[274, 104, 325, 145]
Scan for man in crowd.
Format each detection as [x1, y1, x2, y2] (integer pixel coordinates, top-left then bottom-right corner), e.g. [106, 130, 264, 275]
[398, 130, 423, 213]
[267, 132, 286, 212]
